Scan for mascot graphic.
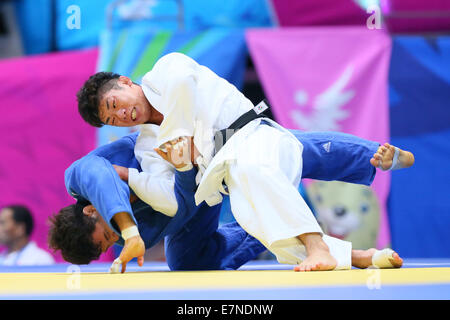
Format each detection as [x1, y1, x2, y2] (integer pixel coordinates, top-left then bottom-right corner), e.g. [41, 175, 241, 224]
[305, 181, 380, 249]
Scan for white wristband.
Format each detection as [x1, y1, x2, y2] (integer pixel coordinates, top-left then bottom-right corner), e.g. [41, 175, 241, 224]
[121, 225, 139, 240]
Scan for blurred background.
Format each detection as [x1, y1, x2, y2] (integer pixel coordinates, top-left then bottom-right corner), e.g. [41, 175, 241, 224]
[0, 0, 449, 267]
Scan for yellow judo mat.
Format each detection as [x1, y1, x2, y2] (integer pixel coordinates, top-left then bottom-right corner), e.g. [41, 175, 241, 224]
[1, 260, 450, 299]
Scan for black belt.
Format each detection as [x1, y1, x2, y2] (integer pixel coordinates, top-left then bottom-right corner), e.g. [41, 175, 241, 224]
[214, 99, 270, 153]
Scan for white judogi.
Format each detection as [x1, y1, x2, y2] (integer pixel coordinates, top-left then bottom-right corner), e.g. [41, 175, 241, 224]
[137, 52, 352, 269]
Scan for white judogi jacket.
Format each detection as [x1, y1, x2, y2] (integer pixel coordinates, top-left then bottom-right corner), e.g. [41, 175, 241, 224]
[128, 124, 179, 217]
[140, 52, 302, 206]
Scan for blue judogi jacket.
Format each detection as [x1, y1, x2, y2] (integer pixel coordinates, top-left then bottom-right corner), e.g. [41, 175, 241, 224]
[64, 132, 265, 269]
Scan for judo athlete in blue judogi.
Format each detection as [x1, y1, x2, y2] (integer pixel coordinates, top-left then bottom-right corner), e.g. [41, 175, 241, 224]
[48, 128, 406, 273]
[58, 131, 264, 271]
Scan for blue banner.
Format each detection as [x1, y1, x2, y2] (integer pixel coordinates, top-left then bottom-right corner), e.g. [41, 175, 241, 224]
[16, 0, 272, 53]
[389, 36, 450, 258]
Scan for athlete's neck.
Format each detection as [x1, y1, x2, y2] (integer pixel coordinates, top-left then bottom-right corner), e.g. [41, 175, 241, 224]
[147, 104, 163, 125]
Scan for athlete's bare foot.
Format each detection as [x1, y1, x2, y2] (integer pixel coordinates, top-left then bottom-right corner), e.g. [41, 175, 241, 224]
[294, 233, 337, 272]
[351, 248, 403, 269]
[294, 251, 338, 272]
[370, 143, 415, 171]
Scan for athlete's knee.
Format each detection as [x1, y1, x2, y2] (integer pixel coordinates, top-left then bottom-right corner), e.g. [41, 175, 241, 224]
[166, 252, 220, 271]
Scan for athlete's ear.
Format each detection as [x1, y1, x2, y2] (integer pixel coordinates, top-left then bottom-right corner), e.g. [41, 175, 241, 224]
[82, 205, 97, 217]
[118, 75, 133, 87]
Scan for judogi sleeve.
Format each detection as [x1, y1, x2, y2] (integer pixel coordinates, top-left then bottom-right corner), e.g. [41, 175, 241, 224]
[65, 154, 137, 233]
[128, 124, 200, 217]
[128, 133, 178, 216]
[173, 166, 199, 215]
[153, 53, 198, 148]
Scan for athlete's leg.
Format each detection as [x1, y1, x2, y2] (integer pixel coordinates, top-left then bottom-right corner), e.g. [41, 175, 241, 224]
[289, 130, 378, 185]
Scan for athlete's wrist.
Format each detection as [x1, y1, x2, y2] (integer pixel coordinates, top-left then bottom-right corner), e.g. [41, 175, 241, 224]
[121, 225, 140, 240]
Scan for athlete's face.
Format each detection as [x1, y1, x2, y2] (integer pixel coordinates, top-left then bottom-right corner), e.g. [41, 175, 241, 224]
[98, 76, 152, 127]
[83, 205, 120, 253]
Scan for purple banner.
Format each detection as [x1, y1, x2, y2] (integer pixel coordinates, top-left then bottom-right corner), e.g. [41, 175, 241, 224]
[271, 0, 368, 26]
[382, 0, 450, 33]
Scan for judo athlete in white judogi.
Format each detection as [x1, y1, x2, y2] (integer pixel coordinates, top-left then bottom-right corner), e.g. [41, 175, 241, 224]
[128, 124, 352, 269]
[80, 52, 413, 271]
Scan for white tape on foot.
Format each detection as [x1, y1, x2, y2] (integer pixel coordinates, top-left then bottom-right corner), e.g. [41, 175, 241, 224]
[388, 147, 401, 170]
[377, 147, 401, 171]
[371, 248, 395, 269]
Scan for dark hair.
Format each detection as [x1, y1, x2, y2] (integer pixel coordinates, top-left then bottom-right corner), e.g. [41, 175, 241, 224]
[76, 72, 121, 127]
[4, 205, 34, 237]
[48, 203, 102, 264]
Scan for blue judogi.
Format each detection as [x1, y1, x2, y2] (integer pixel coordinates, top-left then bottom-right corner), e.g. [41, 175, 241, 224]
[65, 132, 265, 270]
[64, 130, 379, 270]
[292, 130, 378, 185]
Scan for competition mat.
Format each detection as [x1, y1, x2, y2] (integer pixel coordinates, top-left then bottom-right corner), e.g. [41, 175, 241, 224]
[1, 259, 449, 300]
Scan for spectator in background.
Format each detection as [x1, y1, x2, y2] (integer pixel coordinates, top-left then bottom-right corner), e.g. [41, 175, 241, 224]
[0, 205, 54, 266]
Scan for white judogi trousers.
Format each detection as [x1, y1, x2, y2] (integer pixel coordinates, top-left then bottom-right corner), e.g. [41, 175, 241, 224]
[223, 124, 352, 269]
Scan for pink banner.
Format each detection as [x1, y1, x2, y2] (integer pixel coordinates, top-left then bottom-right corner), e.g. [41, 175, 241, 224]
[0, 48, 114, 263]
[271, 0, 368, 26]
[247, 27, 392, 248]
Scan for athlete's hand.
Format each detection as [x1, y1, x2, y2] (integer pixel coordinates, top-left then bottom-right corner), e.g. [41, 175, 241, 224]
[155, 137, 197, 169]
[111, 235, 145, 274]
[113, 164, 129, 182]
